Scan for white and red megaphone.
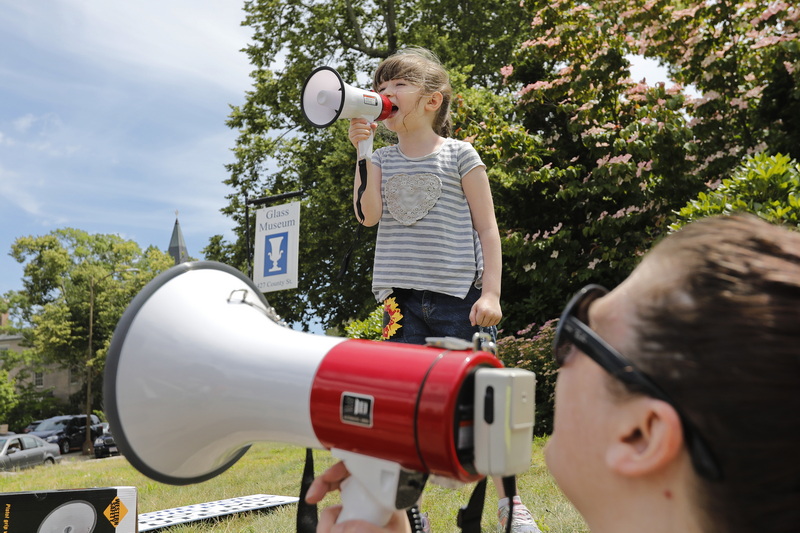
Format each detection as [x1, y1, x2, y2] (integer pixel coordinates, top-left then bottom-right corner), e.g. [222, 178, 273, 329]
[301, 66, 395, 158]
[104, 262, 535, 526]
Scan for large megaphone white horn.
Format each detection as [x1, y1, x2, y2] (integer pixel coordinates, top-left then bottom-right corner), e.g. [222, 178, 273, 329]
[104, 261, 535, 525]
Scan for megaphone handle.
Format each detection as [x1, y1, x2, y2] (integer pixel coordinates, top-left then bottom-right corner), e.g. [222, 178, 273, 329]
[337, 476, 396, 526]
[333, 449, 405, 527]
[358, 129, 374, 160]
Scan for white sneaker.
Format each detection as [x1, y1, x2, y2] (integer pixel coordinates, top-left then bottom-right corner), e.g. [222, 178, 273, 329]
[497, 496, 541, 533]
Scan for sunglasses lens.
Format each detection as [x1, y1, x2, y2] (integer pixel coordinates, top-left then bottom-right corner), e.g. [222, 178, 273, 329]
[554, 334, 574, 366]
[554, 287, 604, 366]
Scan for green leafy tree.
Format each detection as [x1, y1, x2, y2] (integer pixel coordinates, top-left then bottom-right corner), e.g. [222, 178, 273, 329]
[618, 0, 800, 167]
[672, 153, 800, 230]
[489, 1, 699, 329]
[0, 370, 18, 424]
[4, 383, 63, 433]
[5, 229, 174, 420]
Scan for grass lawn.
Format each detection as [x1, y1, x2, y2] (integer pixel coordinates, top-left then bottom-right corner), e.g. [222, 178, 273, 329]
[0, 438, 587, 532]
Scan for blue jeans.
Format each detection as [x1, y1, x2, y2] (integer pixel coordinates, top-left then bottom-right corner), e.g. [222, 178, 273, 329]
[381, 285, 496, 345]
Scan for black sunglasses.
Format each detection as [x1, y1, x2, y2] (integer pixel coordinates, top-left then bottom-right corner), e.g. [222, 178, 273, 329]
[553, 284, 723, 481]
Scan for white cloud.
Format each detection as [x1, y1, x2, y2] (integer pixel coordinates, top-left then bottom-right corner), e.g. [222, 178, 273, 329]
[0, 0, 253, 294]
[13, 114, 36, 133]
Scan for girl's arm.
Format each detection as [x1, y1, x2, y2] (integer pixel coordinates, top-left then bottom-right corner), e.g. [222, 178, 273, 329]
[349, 118, 383, 226]
[462, 165, 503, 327]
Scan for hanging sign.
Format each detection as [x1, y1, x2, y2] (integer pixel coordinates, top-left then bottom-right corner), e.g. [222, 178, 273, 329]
[253, 201, 300, 292]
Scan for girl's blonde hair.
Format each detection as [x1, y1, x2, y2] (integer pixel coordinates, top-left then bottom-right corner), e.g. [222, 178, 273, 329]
[373, 47, 452, 137]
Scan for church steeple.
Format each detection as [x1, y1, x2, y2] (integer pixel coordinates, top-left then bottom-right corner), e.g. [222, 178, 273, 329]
[168, 211, 189, 265]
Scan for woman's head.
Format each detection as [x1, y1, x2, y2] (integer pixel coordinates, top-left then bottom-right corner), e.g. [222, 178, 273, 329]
[550, 214, 800, 533]
[631, 214, 800, 532]
[373, 47, 452, 137]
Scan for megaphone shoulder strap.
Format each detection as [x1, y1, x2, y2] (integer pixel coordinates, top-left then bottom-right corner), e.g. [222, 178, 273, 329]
[296, 448, 318, 533]
[338, 158, 370, 279]
[355, 158, 368, 224]
[457, 477, 487, 533]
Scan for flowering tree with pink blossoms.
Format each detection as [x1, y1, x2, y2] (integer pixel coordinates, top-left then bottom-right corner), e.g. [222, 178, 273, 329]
[474, 0, 800, 328]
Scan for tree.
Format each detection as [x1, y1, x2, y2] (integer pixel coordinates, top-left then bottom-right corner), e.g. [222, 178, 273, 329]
[672, 153, 800, 230]
[617, 0, 800, 166]
[208, 0, 534, 330]
[478, 0, 700, 329]
[0, 370, 18, 424]
[5, 229, 174, 434]
[482, 0, 799, 330]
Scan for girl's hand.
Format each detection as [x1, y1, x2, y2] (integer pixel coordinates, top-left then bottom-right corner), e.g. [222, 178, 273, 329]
[306, 461, 411, 533]
[349, 118, 377, 150]
[470, 294, 502, 327]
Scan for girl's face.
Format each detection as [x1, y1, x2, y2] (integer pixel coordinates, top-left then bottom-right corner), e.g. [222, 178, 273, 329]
[376, 78, 430, 133]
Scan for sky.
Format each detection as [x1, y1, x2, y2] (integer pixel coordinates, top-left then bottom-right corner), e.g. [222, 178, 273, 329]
[0, 2, 671, 298]
[0, 1, 254, 296]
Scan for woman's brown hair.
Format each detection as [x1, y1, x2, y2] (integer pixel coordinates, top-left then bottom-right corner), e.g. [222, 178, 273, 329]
[631, 214, 800, 533]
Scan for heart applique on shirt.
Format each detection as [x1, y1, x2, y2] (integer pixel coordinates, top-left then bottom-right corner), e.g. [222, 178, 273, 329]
[384, 173, 442, 226]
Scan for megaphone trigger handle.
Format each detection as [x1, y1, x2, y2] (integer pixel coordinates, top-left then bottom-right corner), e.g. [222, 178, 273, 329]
[333, 449, 411, 526]
[358, 134, 374, 161]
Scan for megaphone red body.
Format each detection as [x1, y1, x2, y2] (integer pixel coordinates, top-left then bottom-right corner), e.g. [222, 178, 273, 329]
[104, 262, 535, 525]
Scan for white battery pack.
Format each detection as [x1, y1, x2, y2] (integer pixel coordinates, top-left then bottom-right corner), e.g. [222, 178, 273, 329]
[474, 367, 536, 476]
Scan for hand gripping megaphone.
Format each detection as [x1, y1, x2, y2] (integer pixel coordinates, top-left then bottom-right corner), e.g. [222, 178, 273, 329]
[104, 261, 535, 526]
[301, 66, 395, 158]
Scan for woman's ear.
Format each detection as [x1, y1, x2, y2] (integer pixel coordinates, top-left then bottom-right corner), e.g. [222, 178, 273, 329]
[605, 398, 684, 477]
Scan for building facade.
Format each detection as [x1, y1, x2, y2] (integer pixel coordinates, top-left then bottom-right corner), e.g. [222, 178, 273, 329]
[0, 313, 79, 403]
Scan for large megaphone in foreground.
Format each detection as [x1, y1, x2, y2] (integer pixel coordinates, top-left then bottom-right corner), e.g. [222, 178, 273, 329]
[104, 261, 535, 525]
[301, 66, 396, 158]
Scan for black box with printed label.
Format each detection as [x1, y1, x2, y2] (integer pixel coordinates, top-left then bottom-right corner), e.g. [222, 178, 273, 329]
[1, 486, 137, 532]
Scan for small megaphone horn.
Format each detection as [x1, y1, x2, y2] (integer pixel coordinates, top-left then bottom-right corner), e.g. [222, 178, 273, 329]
[301, 66, 395, 157]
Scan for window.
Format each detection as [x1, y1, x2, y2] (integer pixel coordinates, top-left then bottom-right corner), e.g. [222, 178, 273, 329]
[34, 372, 43, 388]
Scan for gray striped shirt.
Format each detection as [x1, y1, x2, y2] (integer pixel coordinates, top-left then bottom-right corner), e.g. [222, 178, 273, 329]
[371, 138, 485, 301]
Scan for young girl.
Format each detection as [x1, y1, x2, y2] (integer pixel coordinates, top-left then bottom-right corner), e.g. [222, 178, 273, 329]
[349, 47, 502, 343]
[348, 48, 539, 533]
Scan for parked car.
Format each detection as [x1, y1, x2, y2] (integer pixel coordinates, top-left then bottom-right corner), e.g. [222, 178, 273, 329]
[31, 414, 104, 455]
[94, 428, 120, 459]
[0, 434, 62, 471]
[22, 420, 43, 433]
